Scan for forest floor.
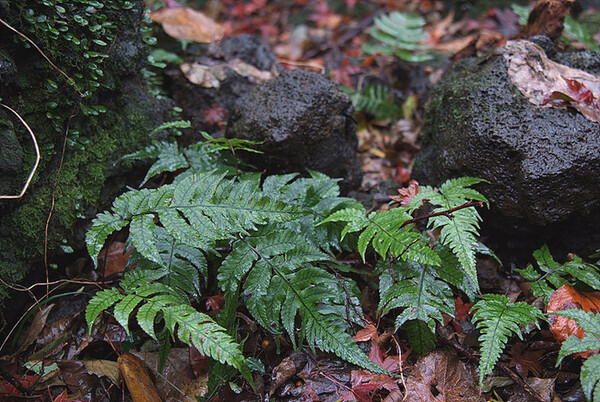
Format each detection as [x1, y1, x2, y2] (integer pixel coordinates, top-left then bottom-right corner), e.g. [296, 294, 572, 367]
[2, 0, 600, 401]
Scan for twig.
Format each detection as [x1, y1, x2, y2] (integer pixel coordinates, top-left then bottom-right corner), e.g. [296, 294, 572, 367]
[401, 200, 484, 228]
[44, 107, 78, 297]
[0, 104, 40, 200]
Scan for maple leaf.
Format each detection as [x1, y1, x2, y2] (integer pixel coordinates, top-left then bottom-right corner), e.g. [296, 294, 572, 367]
[390, 180, 420, 207]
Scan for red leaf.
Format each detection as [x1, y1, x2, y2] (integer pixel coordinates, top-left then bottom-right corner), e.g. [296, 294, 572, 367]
[563, 76, 596, 104]
[390, 180, 420, 207]
[203, 104, 227, 127]
[454, 297, 472, 321]
[205, 293, 225, 312]
[547, 284, 600, 358]
[330, 57, 361, 87]
[508, 343, 543, 378]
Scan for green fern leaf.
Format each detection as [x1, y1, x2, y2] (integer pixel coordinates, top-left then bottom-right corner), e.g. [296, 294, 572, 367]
[472, 294, 544, 385]
[582, 354, 600, 402]
[409, 177, 487, 289]
[86, 212, 129, 267]
[85, 288, 122, 331]
[378, 261, 454, 334]
[558, 334, 600, 365]
[162, 304, 250, 379]
[363, 11, 432, 62]
[402, 319, 437, 354]
[234, 232, 386, 375]
[551, 309, 600, 366]
[517, 245, 600, 303]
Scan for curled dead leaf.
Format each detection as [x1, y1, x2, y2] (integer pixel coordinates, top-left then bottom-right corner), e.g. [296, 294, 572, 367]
[502, 39, 600, 122]
[547, 284, 600, 357]
[118, 353, 162, 402]
[150, 7, 224, 43]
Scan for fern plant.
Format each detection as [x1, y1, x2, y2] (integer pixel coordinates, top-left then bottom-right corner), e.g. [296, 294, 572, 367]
[471, 294, 545, 385]
[363, 11, 433, 62]
[86, 132, 503, 391]
[321, 177, 488, 354]
[86, 153, 388, 379]
[342, 84, 402, 121]
[516, 245, 600, 303]
[552, 309, 600, 401]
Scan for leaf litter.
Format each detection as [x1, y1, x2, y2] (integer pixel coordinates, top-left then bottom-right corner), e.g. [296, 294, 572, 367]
[4, 0, 600, 400]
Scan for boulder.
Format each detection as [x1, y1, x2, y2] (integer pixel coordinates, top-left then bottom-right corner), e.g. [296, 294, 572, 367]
[412, 38, 600, 262]
[226, 69, 362, 193]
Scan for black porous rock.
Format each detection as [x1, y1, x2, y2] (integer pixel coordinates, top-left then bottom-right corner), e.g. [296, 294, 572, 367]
[226, 69, 362, 193]
[167, 34, 281, 135]
[412, 41, 600, 263]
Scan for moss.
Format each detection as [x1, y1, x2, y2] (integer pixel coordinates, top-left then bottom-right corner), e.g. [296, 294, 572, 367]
[0, 0, 171, 303]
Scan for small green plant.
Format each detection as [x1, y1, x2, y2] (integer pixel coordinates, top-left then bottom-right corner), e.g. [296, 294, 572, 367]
[343, 84, 402, 121]
[552, 309, 600, 401]
[363, 11, 433, 62]
[517, 246, 600, 401]
[471, 294, 545, 385]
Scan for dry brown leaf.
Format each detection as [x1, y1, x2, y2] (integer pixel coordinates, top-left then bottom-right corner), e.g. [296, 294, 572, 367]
[132, 348, 202, 402]
[118, 353, 162, 402]
[502, 40, 600, 122]
[98, 241, 132, 277]
[547, 284, 600, 357]
[83, 359, 121, 385]
[180, 59, 277, 89]
[150, 6, 224, 43]
[404, 350, 484, 402]
[18, 304, 54, 353]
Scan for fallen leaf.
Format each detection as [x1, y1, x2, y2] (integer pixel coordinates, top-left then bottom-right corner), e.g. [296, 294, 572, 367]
[404, 350, 485, 402]
[98, 241, 132, 277]
[83, 359, 121, 385]
[18, 304, 54, 353]
[508, 343, 543, 378]
[118, 353, 162, 402]
[181, 59, 277, 89]
[391, 180, 420, 207]
[151, 6, 224, 43]
[502, 39, 600, 122]
[547, 284, 600, 357]
[519, 0, 574, 41]
[132, 348, 205, 401]
[353, 324, 378, 342]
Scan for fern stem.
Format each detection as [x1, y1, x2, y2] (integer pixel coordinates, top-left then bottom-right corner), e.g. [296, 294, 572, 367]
[401, 200, 484, 228]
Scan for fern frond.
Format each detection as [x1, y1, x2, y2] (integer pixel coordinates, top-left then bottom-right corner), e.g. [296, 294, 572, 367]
[363, 11, 432, 62]
[551, 309, 600, 365]
[87, 172, 307, 266]
[344, 84, 402, 121]
[516, 245, 600, 303]
[227, 231, 386, 375]
[85, 273, 250, 380]
[409, 177, 487, 289]
[378, 260, 454, 336]
[85, 288, 122, 329]
[402, 319, 437, 354]
[582, 354, 600, 402]
[471, 294, 544, 385]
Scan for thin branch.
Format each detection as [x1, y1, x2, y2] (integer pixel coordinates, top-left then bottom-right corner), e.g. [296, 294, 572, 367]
[401, 200, 484, 228]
